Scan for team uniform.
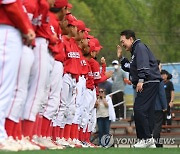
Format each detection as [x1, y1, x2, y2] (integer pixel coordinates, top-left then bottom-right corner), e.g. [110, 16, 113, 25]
[6, 0, 39, 124]
[41, 12, 65, 122]
[22, 0, 53, 123]
[0, 0, 33, 151]
[55, 36, 81, 129]
[79, 58, 96, 133]
[87, 58, 107, 133]
[72, 56, 88, 126]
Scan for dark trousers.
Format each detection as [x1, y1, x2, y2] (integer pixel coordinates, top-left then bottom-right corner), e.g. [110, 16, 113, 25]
[112, 91, 124, 118]
[97, 117, 111, 145]
[153, 111, 163, 147]
[134, 82, 159, 139]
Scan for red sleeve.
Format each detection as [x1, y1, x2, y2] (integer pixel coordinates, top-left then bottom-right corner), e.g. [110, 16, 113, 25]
[101, 63, 106, 76]
[90, 59, 108, 85]
[3, 0, 32, 34]
[94, 75, 108, 85]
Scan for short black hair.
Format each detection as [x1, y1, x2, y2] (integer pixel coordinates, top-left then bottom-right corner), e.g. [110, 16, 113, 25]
[161, 69, 169, 75]
[157, 59, 161, 65]
[50, 7, 62, 13]
[120, 30, 136, 40]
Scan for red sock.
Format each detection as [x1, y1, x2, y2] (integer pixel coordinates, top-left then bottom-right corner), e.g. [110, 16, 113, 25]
[63, 124, 71, 140]
[22, 120, 35, 138]
[70, 123, 78, 140]
[52, 126, 57, 141]
[13, 121, 22, 140]
[82, 132, 85, 142]
[37, 115, 43, 137]
[32, 114, 39, 136]
[5, 118, 15, 137]
[75, 126, 79, 139]
[56, 126, 60, 138]
[47, 124, 52, 137]
[79, 127, 83, 141]
[59, 127, 64, 139]
[41, 117, 51, 137]
[85, 132, 91, 143]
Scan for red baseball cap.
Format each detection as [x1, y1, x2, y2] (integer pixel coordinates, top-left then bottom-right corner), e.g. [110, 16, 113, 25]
[65, 14, 78, 26]
[54, 0, 72, 9]
[76, 20, 90, 32]
[88, 40, 96, 53]
[84, 31, 94, 39]
[91, 38, 103, 51]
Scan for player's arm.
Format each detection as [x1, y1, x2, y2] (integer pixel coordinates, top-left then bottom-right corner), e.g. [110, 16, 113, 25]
[3, 0, 35, 44]
[100, 57, 106, 75]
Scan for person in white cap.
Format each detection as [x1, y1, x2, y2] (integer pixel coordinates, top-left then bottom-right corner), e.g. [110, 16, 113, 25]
[111, 60, 130, 121]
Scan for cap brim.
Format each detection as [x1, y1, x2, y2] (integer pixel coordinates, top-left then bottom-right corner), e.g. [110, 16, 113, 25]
[67, 3, 72, 9]
[69, 20, 78, 26]
[85, 28, 90, 32]
[95, 46, 101, 51]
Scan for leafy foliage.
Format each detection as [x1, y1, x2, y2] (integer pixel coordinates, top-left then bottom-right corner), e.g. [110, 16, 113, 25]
[69, 0, 180, 65]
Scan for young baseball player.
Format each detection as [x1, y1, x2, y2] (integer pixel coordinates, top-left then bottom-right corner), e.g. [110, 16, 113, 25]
[54, 13, 83, 147]
[0, 0, 35, 151]
[20, 0, 56, 142]
[70, 20, 90, 146]
[79, 39, 113, 147]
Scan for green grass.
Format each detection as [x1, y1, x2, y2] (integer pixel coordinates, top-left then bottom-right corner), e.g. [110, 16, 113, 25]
[0, 148, 180, 154]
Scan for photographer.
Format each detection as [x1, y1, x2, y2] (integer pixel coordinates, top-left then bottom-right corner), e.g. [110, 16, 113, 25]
[95, 88, 115, 145]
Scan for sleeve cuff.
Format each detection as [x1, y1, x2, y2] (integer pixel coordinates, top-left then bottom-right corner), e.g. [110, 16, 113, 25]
[119, 56, 124, 62]
[138, 79, 144, 83]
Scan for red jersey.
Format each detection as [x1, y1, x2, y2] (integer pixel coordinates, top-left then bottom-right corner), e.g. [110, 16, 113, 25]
[80, 55, 89, 75]
[22, 0, 39, 31]
[63, 36, 82, 76]
[85, 58, 95, 90]
[88, 58, 108, 86]
[48, 12, 65, 62]
[0, 0, 32, 34]
[35, 0, 50, 39]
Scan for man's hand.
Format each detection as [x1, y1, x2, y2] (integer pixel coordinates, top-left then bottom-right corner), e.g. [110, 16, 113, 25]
[124, 78, 132, 85]
[163, 109, 167, 112]
[169, 101, 174, 108]
[23, 29, 36, 45]
[136, 82, 143, 92]
[101, 57, 106, 64]
[105, 71, 113, 79]
[117, 45, 122, 58]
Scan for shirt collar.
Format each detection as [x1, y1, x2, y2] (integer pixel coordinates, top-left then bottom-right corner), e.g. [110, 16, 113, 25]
[131, 39, 141, 54]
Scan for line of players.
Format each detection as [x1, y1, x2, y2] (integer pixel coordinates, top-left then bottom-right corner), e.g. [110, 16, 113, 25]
[0, 0, 113, 151]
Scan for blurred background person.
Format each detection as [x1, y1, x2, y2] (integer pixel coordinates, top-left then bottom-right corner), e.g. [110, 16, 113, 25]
[153, 60, 167, 148]
[161, 70, 175, 133]
[98, 80, 112, 95]
[111, 60, 130, 120]
[95, 88, 115, 146]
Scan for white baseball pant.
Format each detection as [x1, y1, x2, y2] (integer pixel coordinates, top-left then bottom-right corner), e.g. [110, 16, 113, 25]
[72, 75, 86, 125]
[22, 37, 50, 121]
[41, 60, 64, 120]
[88, 108, 97, 133]
[54, 73, 77, 128]
[79, 88, 96, 132]
[6, 45, 34, 123]
[0, 25, 23, 141]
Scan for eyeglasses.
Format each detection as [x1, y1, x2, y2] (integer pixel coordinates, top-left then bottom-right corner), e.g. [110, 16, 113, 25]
[99, 90, 104, 93]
